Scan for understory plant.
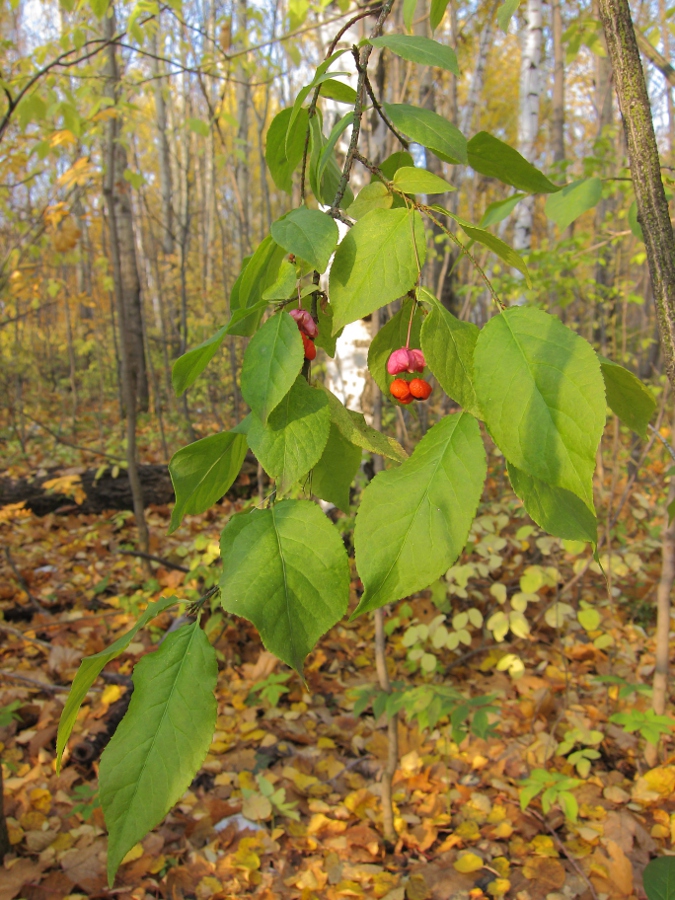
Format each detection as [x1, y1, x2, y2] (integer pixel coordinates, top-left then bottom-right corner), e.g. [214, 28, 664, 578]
[55, 0, 658, 884]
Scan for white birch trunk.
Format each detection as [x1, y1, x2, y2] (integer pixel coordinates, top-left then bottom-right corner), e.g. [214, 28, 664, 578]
[513, 0, 543, 255]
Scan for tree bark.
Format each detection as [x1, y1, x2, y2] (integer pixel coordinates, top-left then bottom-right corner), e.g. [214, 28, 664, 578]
[460, 1, 497, 136]
[235, 0, 252, 258]
[593, 1, 616, 353]
[598, 0, 675, 392]
[551, 0, 565, 164]
[513, 0, 543, 254]
[103, 8, 150, 557]
[0, 761, 10, 862]
[102, 14, 149, 413]
[374, 607, 398, 845]
[646, 469, 675, 767]
[152, 27, 174, 256]
[599, 0, 675, 765]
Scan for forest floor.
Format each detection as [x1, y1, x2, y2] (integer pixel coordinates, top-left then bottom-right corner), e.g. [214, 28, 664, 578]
[1, 418, 674, 900]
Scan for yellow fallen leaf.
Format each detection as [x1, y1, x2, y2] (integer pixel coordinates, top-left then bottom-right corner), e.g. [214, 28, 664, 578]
[100, 684, 122, 706]
[121, 842, 144, 865]
[29, 788, 51, 813]
[454, 852, 484, 873]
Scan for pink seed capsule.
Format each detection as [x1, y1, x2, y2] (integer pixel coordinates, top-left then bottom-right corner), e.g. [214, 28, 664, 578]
[387, 347, 414, 375]
[409, 349, 426, 372]
[289, 308, 318, 338]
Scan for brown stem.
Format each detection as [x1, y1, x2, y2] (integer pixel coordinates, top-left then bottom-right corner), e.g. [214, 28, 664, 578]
[330, 0, 397, 212]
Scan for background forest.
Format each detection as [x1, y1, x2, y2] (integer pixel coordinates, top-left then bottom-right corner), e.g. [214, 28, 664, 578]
[2, 0, 675, 899]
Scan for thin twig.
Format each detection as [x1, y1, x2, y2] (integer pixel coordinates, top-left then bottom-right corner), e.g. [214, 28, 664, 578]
[330, 0, 397, 212]
[524, 809, 600, 900]
[117, 549, 190, 573]
[0, 622, 51, 650]
[0, 670, 99, 693]
[4, 547, 51, 615]
[299, 6, 381, 201]
[21, 412, 125, 462]
[363, 69, 409, 148]
[649, 422, 675, 461]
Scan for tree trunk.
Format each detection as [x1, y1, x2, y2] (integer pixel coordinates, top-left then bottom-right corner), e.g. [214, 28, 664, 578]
[646, 462, 675, 767]
[513, 0, 543, 254]
[593, 1, 616, 353]
[0, 761, 10, 862]
[598, 0, 675, 391]
[599, 0, 675, 766]
[551, 0, 565, 164]
[460, 1, 498, 136]
[235, 0, 252, 258]
[152, 27, 174, 256]
[103, 8, 150, 557]
[659, 0, 675, 159]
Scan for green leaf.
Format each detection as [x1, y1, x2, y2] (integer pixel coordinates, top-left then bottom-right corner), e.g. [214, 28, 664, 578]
[308, 113, 354, 208]
[188, 117, 210, 137]
[393, 166, 455, 195]
[240, 313, 304, 424]
[384, 103, 467, 165]
[265, 107, 309, 194]
[329, 208, 426, 333]
[287, 69, 349, 150]
[628, 200, 644, 241]
[457, 218, 531, 285]
[348, 181, 394, 220]
[467, 131, 560, 194]
[219, 500, 350, 674]
[271, 207, 339, 273]
[353, 413, 486, 615]
[497, 0, 521, 31]
[317, 112, 353, 186]
[237, 236, 287, 312]
[403, 0, 416, 30]
[312, 424, 362, 511]
[168, 432, 248, 533]
[99, 622, 217, 884]
[319, 80, 358, 104]
[56, 596, 177, 773]
[600, 357, 655, 439]
[89, 0, 109, 18]
[172, 326, 228, 396]
[313, 299, 340, 357]
[247, 378, 331, 493]
[378, 151, 415, 179]
[545, 177, 602, 231]
[367, 298, 422, 397]
[320, 385, 408, 462]
[474, 308, 605, 508]
[419, 291, 480, 416]
[507, 462, 598, 545]
[429, 0, 450, 30]
[643, 856, 675, 900]
[479, 193, 524, 228]
[370, 35, 459, 75]
[225, 300, 269, 338]
[262, 260, 297, 300]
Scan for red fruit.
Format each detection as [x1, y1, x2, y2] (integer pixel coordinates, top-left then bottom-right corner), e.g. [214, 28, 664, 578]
[390, 378, 412, 402]
[302, 332, 317, 360]
[409, 378, 432, 400]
